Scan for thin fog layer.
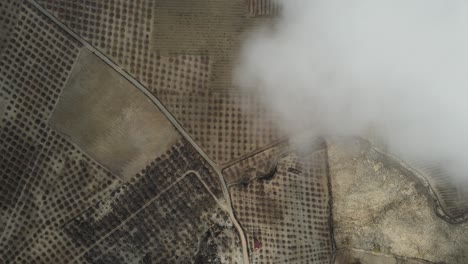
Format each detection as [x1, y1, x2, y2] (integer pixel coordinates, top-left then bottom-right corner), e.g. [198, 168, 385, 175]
[235, 0, 468, 180]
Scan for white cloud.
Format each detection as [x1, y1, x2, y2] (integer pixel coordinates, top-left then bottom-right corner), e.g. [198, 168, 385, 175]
[235, 0, 468, 180]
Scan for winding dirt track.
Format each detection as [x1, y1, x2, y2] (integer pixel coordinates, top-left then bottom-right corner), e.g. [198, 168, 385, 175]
[26, 0, 250, 263]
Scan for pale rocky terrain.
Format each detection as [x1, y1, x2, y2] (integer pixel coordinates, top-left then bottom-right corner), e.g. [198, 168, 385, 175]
[329, 138, 468, 263]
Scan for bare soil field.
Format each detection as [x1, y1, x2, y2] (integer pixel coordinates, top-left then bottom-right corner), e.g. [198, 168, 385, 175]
[50, 49, 180, 180]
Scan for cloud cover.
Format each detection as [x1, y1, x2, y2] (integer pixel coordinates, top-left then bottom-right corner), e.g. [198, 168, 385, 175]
[235, 0, 468, 179]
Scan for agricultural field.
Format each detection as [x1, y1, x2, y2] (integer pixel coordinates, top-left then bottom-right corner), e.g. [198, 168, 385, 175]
[0, 0, 466, 263]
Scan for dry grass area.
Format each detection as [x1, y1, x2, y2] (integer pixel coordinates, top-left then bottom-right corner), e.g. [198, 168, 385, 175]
[50, 49, 180, 181]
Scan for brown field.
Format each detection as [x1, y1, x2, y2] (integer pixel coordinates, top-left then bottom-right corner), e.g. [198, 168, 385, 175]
[49, 49, 180, 180]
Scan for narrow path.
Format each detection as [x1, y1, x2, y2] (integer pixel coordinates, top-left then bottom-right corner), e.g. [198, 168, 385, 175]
[372, 145, 468, 224]
[69, 173, 187, 263]
[333, 247, 437, 264]
[220, 137, 288, 170]
[188, 171, 250, 263]
[68, 171, 224, 263]
[26, 1, 250, 262]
